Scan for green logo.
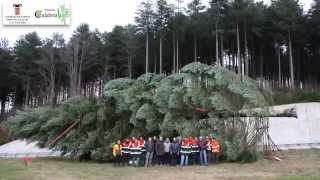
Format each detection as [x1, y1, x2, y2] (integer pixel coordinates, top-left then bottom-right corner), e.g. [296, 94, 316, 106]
[57, 5, 70, 24]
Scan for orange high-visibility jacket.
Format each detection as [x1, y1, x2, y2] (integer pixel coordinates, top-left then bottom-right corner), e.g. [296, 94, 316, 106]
[211, 139, 220, 153]
[138, 138, 145, 147]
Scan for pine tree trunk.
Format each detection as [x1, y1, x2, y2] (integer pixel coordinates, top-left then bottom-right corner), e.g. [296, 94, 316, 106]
[49, 74, 55, 106]
[288, 31, 295, 89]
[278, 46, 281, 88]
[194, 35, 197, 62]
[154, 56, 157, 73]
[220, 31, 224, 66]
[160, 35, 163, 74]
[24, 82, 30, 109]
[146, 29, 149, 73]
[259, 46, 263, 79]
[236, 23, 241, 77]
[0, 93, 6, 115]
[128, 52, 132, 78]
[244, 23, 249, 77]
[250, 35, 255, 78]
[215, 22, 219, 65]
[176, 39, 179, 72]
[173, 38, 176, 73]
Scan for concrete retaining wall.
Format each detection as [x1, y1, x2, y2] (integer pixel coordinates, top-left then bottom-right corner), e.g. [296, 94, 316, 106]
[269, 103, 320, 150]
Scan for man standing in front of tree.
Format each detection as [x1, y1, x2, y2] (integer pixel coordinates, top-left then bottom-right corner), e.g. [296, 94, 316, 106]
[198, 136, 208, 166]
[145, 137, 154, 167]
[155, 136, 165, 165]
[112, 140, 123, 167]
[180, 137, 191, 167]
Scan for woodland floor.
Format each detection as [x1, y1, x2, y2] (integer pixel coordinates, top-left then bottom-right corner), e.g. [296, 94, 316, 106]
[0, 149, 320, 180]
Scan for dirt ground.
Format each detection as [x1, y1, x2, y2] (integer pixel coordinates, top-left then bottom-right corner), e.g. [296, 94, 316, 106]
[0, 149, 320, 180]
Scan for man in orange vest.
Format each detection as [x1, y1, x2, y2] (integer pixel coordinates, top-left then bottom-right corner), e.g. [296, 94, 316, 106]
[130, 137, 142, 167]
[211, 138, 220, 163]
[188, 136, 196, 165]
[112, 140, 123, 167]
[121, 138, 130, 166]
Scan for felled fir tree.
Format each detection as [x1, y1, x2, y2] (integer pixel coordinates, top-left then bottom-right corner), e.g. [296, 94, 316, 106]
[9, 62, 270, 161]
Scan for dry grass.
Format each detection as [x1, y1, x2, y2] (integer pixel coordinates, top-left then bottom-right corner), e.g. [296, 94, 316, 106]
[1, 149, 320, 180]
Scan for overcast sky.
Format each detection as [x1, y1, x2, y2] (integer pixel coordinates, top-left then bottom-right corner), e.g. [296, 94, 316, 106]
[0, 0, 314, 46]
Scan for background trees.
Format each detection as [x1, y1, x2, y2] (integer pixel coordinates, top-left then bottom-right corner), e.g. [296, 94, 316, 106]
[1, 0, 320, 120]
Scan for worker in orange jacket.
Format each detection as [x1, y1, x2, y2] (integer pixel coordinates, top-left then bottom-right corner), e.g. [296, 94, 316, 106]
[211, 138, 220, 163]
[112, 140, 123, 167]
[129, 137, 142, 166]
[121, 138, 130, 166]
[189, 136, 198, 165]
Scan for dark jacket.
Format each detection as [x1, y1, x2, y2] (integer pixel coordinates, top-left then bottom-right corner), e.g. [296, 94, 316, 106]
[155, 140, 165, 155]
[170, 141, 180, 154]
[145, 140, 154, 152]
[198, 140, 207, 151]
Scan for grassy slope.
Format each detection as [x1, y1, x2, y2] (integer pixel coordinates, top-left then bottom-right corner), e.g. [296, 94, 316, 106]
[0, 149, 320, 180]
[272, 90, 320, 105]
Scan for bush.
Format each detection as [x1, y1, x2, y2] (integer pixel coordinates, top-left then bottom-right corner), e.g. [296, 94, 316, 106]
[237, 149, 260, 163]
[0, 122, 9, 145]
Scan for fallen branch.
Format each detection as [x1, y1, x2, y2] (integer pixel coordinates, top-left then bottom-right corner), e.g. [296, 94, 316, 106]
[48, 120, 79, 147]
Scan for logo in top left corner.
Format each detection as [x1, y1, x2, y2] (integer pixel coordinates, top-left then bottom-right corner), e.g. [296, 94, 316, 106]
[13, 3, 22, 16]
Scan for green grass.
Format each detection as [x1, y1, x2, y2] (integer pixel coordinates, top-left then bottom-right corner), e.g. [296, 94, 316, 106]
[1, 149, 320, 180]
[273, 90, 320, 105]
[277, 176, 320, 180]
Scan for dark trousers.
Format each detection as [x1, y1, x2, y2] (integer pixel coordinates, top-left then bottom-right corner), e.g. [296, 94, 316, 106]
[123, 154, 130, 165]
[190, 153, 198, 165]
[171, 153, 179, 166]
[156, 154, 165, 165]
[114, 155, 123, 167]
[151, 151, 157, 165]
[164, 152, 170, 165]
[207, 150, 212, 164]
[212, 153, 219, 163]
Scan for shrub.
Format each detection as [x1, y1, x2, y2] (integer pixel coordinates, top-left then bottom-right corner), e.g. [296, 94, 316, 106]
[0, 122, 9, 145]
[237, 149, 260, 163]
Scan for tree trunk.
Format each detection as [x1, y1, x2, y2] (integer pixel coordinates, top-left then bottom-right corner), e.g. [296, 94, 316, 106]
[251, 35, 255, 78]
[128, 50, 132, 78]
[288, 31, 295, 89]
[236, 23, 241, 77]
[259, 46, 264, 79]
[146, 28, 149, 73]
[0, 93, 6, 115]
[24, 82, 30, 109]
[277, 45, 281, 88]
[49, 69, 55, 106]
[220, 31, 224, 66]
[215, 22, 219, 65]
[244, 23, 249, 77]
[69, 44, 79, 97]
[194, 35, 197, 62]
[176, 39, 179, 72]
[173, 38, 176, 73]
[160, 35, 163, 74]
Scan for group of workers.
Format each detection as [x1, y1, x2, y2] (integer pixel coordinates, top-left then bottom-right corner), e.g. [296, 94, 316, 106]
[112, 136, 220, 167]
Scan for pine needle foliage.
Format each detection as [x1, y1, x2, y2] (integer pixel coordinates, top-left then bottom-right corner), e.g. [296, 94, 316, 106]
[9, 63, 269, 161]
